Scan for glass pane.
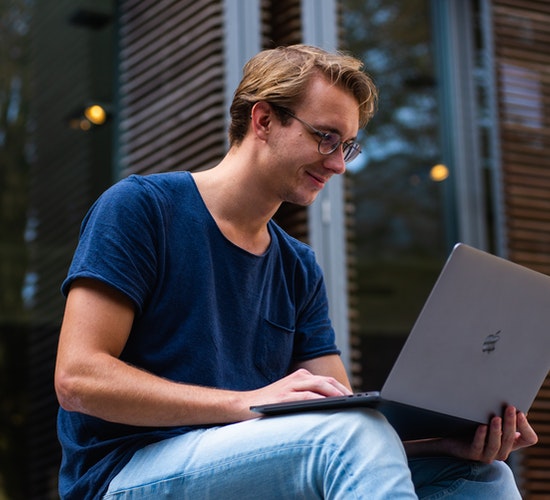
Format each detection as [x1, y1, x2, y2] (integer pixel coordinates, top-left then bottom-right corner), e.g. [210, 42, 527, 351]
[342, 0, 455, 389]
[0, 0, 115, 497]
[0, 1, 31, 497]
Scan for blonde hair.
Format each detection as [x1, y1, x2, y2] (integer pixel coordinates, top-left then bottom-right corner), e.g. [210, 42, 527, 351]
[228, 44, 378, 146]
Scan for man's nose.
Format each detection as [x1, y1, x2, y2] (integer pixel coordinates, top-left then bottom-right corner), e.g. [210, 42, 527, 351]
[323, 147, 346, 175]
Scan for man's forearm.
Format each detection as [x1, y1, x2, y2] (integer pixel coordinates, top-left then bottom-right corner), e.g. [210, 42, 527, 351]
[56, 352, 251, 427]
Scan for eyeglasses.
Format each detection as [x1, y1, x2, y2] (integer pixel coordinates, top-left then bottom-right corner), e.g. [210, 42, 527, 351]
[273, 105, 362, 163]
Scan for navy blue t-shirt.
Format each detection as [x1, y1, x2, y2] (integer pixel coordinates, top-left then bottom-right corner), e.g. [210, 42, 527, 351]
[58, 172, 339, 499]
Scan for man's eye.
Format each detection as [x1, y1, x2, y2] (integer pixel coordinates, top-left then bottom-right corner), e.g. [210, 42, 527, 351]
[324, 133, 341, 146]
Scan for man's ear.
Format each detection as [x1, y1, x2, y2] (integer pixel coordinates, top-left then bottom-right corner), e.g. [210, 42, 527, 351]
[250, 101, 274, 141]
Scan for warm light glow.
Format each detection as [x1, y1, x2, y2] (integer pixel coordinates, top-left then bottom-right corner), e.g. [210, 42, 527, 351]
[430, 164, 449, 182]
[84, 104, 107, 125]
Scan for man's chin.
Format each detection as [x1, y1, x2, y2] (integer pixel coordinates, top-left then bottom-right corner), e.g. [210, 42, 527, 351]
[290, 197, 316, 208]
[282, 187, 323, 207]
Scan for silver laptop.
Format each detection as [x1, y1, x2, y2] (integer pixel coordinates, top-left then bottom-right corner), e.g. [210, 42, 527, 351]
[251, 243, 550, 440]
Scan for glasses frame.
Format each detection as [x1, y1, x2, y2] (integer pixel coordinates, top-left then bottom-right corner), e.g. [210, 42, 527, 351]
[271, 104, 362, 163]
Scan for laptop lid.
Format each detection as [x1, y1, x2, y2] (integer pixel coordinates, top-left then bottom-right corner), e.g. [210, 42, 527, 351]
[380, 243, 550, 424]
[251, 244, 550, 439]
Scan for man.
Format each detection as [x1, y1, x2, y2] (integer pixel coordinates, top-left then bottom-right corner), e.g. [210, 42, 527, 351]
[55, 45, 537, 499]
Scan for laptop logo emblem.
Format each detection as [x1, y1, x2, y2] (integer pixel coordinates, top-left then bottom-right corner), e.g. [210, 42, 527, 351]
[482, 330, 501, 353]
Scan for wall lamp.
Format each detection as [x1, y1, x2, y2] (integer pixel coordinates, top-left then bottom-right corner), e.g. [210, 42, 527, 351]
[67, 103, 111, 131]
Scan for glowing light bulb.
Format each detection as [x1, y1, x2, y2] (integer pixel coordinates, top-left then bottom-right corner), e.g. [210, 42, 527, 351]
[84, 104, 107, 125]
[430, 164, 449, 182]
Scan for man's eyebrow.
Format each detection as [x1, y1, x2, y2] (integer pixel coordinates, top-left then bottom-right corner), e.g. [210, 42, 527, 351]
[319, 123, 346, 137]
[326, 125, 357, 142]
[312, 117, 357, 141]
[328, 125, 357, 142]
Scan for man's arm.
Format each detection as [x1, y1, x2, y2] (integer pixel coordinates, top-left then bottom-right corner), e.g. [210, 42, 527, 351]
[54, 278, 351, 427]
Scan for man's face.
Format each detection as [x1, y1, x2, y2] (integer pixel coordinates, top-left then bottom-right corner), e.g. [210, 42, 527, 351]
[267, 76, 360, 207]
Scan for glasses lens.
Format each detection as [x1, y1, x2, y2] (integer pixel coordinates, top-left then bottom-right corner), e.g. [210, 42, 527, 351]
[342, 142, 361, 162]
[318, 133, 341, 155]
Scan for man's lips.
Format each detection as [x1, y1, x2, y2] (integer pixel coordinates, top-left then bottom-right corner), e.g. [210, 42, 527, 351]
[307, 171, 330, 187]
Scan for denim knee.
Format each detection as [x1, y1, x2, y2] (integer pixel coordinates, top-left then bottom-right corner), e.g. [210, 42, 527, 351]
[409, 456, 521, 499]
[301, 410, 415, 499]
[482, 460, 520, 494]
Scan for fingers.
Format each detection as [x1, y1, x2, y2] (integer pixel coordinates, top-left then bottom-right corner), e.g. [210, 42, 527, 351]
[479, 408, 516, 462]
[323, 376, 353, 396]
[516, 411, 538, 448]
[469, 424, 488, 458]
[499, 407, 519, 456]
[473, 406, 539, 463]
[486, 416, 508, 462]
[416, 407, 539, 464]
[249, 368, 351, 412]
[497, 407, 538, 456]
[289, 368, 351, 397]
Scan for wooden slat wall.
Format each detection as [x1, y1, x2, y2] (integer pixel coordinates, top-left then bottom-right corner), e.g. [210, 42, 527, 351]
[261, 0, 303, 49]
[118, 0, 227, 176]
[492, 0, 550, 496]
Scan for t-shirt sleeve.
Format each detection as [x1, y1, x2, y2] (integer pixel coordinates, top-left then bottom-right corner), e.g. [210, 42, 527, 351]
[61, 176, 160, 314]
[292, 259, 341, 361]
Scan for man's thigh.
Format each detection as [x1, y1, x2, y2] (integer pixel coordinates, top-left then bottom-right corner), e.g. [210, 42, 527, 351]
[104, 410, 416, 500]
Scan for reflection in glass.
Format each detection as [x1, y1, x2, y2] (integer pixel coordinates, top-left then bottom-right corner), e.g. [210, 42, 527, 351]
[342, 0, 453, 388]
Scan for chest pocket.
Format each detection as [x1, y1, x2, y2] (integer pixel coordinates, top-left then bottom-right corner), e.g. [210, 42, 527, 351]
[254, 317, 295, 383]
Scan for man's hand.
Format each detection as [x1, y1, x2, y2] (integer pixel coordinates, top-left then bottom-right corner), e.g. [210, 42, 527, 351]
[243, 367, 352, 417]
[441, 406, 538, 463]
[236, 355, 353, 420]
[405, 405, 538, 463]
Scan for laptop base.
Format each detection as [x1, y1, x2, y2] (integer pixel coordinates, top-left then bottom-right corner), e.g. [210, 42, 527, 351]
[251, 392, 481, 441]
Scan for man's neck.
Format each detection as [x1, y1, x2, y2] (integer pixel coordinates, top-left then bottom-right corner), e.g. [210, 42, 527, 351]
[191, 156, 279, 255]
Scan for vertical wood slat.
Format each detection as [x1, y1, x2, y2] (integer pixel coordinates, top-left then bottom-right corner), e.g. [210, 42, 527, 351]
[492, 0, 550, 496]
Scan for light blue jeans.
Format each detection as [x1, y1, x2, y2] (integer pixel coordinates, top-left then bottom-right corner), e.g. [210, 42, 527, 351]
[104, 409, 521, 499]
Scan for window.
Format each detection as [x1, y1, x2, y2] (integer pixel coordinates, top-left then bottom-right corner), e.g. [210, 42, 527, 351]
[341, 0, 455, 389]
